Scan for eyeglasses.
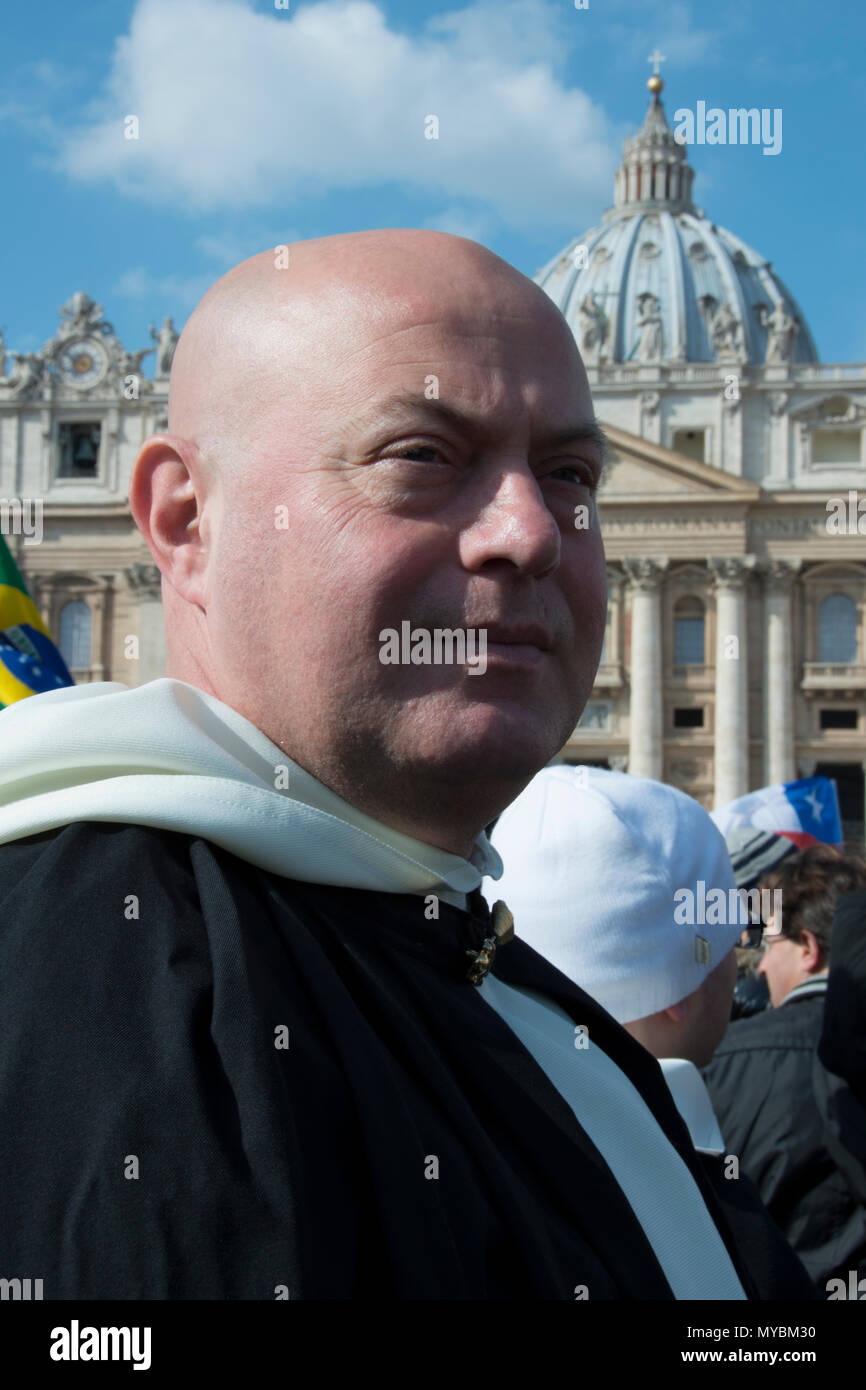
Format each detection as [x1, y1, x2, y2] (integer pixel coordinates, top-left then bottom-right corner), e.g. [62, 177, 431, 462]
[761, 932, 786, 953]
[739, 925, 786, 951]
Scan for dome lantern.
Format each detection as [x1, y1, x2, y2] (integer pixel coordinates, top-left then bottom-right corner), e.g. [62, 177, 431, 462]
[610, 78, 697, 221]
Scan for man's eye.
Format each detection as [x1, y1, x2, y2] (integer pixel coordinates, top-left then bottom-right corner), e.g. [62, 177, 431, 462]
[386, 444, 446, 464]
[398, 446, 442, 462]
[547, 463, 597, 489]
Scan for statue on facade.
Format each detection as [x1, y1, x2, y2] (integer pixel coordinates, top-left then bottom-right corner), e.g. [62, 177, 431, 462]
[149, 318, 179, 378]
[119, 346, 155, 378]
[58, 292, 110, 338]
[699, 296, 741, 361]
[756, 300, 799, 364]
[634, 292, 663, 361]
[578, 292, 609, 364]
[0, 350, 47, 398]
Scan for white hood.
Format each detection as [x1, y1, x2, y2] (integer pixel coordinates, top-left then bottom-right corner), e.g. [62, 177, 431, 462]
[0, 677, 502, 897]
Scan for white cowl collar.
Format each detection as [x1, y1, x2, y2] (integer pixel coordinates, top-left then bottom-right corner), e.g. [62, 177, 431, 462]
[0, 677, 502, 898]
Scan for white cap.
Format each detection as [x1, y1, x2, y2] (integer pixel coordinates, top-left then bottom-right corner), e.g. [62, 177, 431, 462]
[482, 765, 741, 1024]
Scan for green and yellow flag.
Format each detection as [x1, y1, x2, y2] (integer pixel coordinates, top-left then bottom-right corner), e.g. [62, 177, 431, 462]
[0, 535, 74, 708]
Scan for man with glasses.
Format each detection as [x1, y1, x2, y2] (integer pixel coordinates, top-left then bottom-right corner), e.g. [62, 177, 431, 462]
[704, 844, 866, 1288]
[725, 826, 798, 1018]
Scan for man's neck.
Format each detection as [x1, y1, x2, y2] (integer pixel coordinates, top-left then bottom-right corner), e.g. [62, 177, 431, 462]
[284, 756, 497, 862]
[278, 742, 492, 863]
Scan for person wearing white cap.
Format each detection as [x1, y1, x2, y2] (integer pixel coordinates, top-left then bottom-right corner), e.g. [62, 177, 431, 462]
[483, 763, 817, 1299]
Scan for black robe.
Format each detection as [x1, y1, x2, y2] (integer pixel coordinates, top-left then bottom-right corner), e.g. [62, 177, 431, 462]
[0, 820, 814, 1299]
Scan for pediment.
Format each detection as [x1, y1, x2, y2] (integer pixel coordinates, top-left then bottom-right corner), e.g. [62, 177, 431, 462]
[789, 393, 866, 426]
[598, 424, 760, 499]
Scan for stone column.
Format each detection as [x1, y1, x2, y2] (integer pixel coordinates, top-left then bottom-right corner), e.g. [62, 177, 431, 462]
[88, 583, 108, 682]
[709, 556, 756, 806]
[768, 393, 791, 485]
[623, 557, 669, 779]
[639, 392, 661, 445]
[604, 564, 625, 666]
[126, 563, 166, 685]
[761, 559, 801, 785]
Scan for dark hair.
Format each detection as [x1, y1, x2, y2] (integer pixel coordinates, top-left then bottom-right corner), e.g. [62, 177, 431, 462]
[760, 843, 866, 960]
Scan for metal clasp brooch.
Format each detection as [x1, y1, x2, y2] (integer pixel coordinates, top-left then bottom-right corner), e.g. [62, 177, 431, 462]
[465, 900, 515, 984]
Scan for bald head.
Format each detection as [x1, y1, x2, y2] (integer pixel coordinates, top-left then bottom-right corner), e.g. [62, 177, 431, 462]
[131, 228, 606, 856]
[168, 229, 564, 484]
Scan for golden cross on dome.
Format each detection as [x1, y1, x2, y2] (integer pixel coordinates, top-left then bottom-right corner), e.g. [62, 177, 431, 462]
[647, 48, 666, 75]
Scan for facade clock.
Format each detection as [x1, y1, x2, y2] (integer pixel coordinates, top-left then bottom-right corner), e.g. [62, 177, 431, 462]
[57, 337, 110, 390]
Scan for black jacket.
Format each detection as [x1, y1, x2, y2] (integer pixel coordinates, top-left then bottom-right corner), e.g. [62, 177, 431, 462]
[0, 820, 816, 1300]
[814, 891, 866, 1209]
[704, 978, 866, 1286]
[819, 890, 866, 1107]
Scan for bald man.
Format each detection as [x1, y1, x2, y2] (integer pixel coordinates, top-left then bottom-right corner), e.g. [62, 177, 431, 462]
[0, 231, 794, 1300]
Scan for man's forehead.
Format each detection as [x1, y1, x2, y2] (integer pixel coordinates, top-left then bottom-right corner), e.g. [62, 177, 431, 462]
[175, 234, 591, 460]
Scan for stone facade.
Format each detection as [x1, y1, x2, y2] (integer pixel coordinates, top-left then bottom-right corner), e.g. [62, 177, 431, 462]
[0, 293, 171, 689]
[565, 430, 866, 835]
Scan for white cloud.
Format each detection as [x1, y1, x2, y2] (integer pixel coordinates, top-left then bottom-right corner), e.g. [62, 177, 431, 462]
[421, 204, 495, 242]
[601, 0, 732, 72]
[111, 224, 297, 305]
[113, 266, 151, 297]
[112, 264, 212, 306]
[425, 0, 570, 71]
[192, 227, 301, 269]
[54, 0, 617, 231]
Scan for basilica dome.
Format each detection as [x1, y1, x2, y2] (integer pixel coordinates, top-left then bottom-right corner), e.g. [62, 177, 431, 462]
[535, 78, 818, 368]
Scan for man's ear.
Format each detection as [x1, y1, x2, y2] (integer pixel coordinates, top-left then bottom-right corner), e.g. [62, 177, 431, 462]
[129, 434, 211, 608]
[799, 929, 823, 974]
[663, 1000, 687, 1024]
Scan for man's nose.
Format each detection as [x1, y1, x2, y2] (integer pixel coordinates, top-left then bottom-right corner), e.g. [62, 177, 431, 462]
[458, 466, 563, 577]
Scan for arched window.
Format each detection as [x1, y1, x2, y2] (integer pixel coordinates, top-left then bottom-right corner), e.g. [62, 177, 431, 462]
[674, 596, 705, 665]
[59, 600, 92, 670]
[818, 593, 857, 664]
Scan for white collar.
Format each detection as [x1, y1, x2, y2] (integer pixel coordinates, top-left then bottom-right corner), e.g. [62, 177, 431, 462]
[659, 1058, 726, 1154]
[0, 677, 502, 900]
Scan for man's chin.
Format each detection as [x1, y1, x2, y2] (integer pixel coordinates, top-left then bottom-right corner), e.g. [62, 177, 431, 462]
[400, 701, 574, 786]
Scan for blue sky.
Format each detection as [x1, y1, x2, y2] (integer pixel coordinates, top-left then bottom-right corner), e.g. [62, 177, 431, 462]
[2, 0, 864, 367]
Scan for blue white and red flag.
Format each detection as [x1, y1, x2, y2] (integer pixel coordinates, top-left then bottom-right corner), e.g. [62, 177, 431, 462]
[712, 776, 843, 848]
